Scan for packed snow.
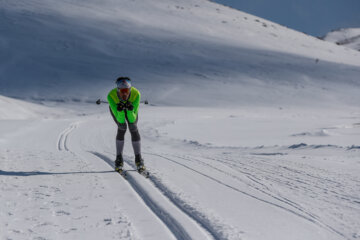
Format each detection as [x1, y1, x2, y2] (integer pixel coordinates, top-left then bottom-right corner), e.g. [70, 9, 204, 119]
[1, 0, 360, 240]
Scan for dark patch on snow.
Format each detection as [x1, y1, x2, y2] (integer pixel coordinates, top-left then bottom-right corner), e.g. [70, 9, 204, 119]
[291, 132, 311, 137]
[182, 139, 212, 148]
[0, 170, 113, 176]
[104, 218, 112, 225]
[254, 145, 265, 149]
[347, 145, 360, 150]
[251, 152, 287, 156]
[289, 143, 343, 149]
[289, 143, 307, 149]
[312, 144, 341, 149]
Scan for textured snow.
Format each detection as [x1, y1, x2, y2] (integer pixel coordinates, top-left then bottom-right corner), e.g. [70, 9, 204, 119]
[1, 103, 360, 240]
[1, 0, 360, 106]
[0, 95, 58, 119]
[323, 28, 360, 51]
[1, 0, 360, 240]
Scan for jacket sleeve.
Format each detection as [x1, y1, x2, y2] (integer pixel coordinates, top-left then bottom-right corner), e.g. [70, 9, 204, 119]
[132, 91, 140, 116]
[108, 89, 126, 124]
[126, 91, 140, 123]
[107, 92, 121, 123]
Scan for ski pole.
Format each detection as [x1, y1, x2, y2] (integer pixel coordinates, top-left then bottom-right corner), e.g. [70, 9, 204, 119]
[96, 99, 108, 105]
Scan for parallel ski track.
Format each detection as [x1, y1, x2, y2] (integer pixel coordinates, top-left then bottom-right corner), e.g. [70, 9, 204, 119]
[90, 151, 213, 240]
[60, 120, 212, 239]
[123, 154, 232, 240]
[145, 152, 348, 240]
[201, 154, 352, 239]
[57, 123, 78, 151]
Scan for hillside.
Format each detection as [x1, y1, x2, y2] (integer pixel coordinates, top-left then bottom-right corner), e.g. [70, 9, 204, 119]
[0, 0, 360, 107]
[323, 28, 360, 51]
[1, 1, 360, 239]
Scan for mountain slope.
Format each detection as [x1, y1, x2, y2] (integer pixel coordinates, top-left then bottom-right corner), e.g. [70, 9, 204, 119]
[1, 1, 360, 239]
[0, 0, 360, 107]
[323, 28, 360, 51]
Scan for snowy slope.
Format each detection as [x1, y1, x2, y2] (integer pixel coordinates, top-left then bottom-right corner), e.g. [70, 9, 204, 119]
[1, 0, 360, 107]
[1, 0, 360, 240]
[323, 28, 360, 51]
[0, 95, 48, 119]
[1, 98, 360, 240]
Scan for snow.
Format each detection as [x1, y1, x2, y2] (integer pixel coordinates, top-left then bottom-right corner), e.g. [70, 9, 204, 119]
[1, 0, 360, 239]
[1, 102, 360, 240]
[0, 95, 51, 120]
[323, 28, 360, 51]
[1, 0, 360, 106]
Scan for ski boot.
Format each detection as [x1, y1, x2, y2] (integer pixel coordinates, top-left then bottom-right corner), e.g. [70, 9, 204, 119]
[135, 154, 145, 173]
[115, 154, 124, 172]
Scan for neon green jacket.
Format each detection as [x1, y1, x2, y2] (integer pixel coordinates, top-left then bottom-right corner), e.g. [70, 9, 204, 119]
[107, 87, 141, 124]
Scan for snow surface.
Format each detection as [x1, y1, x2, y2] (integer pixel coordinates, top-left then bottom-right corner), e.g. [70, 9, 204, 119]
[1, 0, 360, 240]
[1, 0, 360, 106]
[323, 28, 360, 52]
[1, 102, 360, 240]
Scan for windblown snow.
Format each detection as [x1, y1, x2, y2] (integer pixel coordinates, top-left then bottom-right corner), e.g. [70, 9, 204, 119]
[1, 0, 360, 240]
[323, 28, 360, 52]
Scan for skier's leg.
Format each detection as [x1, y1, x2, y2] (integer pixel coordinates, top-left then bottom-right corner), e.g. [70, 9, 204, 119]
[128, 115, 141, 154]
[129, 125, 141, 154]
[128, 115, 144, 170]
[109, 107, 126, 169]
[114, 124, 126, 170]
[109, 106, 127, 156]
[116, 123, 127, 155]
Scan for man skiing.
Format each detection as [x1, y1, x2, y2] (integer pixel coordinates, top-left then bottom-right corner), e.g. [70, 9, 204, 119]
[107, 77, 145, 173]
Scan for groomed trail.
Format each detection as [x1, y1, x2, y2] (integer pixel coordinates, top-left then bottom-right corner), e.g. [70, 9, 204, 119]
[0, 113, 216, 240]
[1, 104, 359, 240]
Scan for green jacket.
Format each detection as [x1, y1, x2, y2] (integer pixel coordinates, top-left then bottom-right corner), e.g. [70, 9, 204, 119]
[107, 87, 140, 124]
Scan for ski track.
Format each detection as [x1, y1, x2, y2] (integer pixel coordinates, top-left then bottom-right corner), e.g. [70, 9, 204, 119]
[197, 151, 358, 240]
[90, 151, 213, 240]
[173, 154, 317, 215]
[58, 117, 357, 240]
[57, 122, 78, 151]
[103, 151, 242, 240]
[144, 152, 348, 239]
[121, 156, 230, 240]
[15, 116, 357, 240]
[55, 122, 190, 239]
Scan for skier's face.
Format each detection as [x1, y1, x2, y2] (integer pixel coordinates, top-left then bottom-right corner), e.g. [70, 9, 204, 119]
[118, 88, 130, 101]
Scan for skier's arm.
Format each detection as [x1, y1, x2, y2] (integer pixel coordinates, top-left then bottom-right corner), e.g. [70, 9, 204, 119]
[125, 92, 140, 123]
[107, 93, 118, 116]
[132, 92, 140, 116]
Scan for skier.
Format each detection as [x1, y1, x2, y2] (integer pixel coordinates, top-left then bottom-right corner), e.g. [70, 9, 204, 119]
[107, 77, 145, 173]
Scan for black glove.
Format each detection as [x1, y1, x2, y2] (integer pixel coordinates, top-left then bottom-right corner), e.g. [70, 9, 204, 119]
[117, 102, 125, 111]
[125, 101, 134, 111]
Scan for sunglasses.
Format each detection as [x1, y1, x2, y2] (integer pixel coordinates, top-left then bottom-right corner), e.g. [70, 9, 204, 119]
[119, 88, 130, 95]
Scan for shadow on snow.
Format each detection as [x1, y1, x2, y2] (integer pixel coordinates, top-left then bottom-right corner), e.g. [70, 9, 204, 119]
[0, 169, 114, 177]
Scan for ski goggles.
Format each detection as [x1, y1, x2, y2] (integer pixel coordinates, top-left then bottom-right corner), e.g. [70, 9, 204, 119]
[116, 78, 131, 89]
